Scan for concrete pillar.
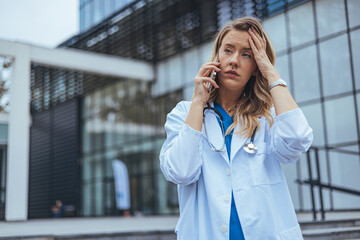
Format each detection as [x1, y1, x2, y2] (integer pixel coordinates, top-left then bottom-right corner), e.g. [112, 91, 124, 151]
[5, 43, 30, 221]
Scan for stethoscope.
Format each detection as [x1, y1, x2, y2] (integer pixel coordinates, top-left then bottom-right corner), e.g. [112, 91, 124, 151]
[203, 105, 258, 154]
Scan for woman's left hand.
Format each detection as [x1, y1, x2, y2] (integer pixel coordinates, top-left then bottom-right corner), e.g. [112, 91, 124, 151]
[248, 27, 280, 83]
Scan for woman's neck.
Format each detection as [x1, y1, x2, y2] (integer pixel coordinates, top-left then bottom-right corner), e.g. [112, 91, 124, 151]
[216, 87, 244, 114]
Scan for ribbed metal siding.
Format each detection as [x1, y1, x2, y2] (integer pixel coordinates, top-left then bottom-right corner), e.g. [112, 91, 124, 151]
[29, 98, 80, 219]
[0, 147, 7, 220]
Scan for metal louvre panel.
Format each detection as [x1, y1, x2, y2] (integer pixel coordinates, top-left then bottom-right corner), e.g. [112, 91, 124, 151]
[51, 99, 80, 211]
[60, 0, 219, 62]
[60, 0, 309, 63]
[31, 65, 119, 114]
[0, 147, 6, 220]
[29, 98, 80, 219]
[29, 111, 51, 218]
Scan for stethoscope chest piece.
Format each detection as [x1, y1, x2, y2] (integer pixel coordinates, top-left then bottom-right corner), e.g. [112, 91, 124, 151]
[243, 126, 258, 154]
[243, 142, 257, 154]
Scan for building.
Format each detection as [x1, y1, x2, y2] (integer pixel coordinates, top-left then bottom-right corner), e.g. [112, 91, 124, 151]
[79, 0, 138, 33]
[1, 0, 359, 221]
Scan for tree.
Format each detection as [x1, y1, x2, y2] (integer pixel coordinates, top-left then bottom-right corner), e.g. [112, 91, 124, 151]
[0, 57, 12, 112]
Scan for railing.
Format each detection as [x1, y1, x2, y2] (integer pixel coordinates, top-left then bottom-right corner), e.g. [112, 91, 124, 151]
[296, 146, 360, 221]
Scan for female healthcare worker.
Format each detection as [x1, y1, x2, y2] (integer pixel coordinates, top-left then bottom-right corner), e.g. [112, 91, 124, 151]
[160, 17, 313, 240]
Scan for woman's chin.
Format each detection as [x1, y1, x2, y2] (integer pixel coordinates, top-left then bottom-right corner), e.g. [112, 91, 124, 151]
[219, 78, 247, 91]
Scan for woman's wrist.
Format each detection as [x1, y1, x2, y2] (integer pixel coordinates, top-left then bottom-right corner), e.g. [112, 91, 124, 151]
[266, 71, 281, 85]
[191, 94, 207, 107]
[191, 98, 206, 109]
[186, 98, 205, 132]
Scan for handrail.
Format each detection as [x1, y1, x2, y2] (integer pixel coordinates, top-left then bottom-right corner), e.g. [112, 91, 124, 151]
[310, 144, 360, 155]
[295, 146, 360, 221]
[296, 179, 360, 196]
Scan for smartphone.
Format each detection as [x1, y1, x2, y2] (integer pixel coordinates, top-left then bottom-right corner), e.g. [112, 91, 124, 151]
[207, 70, 217, 92]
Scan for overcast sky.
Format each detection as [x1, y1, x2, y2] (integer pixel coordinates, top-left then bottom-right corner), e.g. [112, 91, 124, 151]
[0, 0, 78, 48]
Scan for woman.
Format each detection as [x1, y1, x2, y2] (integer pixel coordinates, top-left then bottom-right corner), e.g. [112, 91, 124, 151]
[160, 17, 313, 240]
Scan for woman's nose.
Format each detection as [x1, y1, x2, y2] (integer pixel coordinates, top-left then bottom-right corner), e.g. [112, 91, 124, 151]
[229, 54, 239, 68]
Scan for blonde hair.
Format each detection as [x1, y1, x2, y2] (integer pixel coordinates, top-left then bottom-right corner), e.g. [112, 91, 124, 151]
[208, 17, 274, 138]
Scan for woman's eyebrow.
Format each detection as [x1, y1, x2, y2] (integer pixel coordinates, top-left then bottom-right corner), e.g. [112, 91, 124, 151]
[224, 43, 251, 51]
[224, 43, 235, 48]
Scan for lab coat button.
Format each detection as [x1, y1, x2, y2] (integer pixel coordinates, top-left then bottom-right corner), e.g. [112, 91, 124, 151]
[221, 224, 228, 232]
[225, 168, 231, 175]
[223, 195, 230, 202]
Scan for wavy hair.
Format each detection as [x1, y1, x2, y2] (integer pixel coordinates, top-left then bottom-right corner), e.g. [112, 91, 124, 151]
[208, 17, 274, 138]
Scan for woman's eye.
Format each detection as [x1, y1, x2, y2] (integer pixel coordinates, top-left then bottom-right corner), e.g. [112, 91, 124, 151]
[225, 49, 232, 53]
[243, 53, 251, 58]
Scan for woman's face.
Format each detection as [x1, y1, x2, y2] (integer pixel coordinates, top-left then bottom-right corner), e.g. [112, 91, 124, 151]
[217, 29, 257, 92]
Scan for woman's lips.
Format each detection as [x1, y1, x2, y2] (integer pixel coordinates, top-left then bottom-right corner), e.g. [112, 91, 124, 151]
[226, 72, 239, 78]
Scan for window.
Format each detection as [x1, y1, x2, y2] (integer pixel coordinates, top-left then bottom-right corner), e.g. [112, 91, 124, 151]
[351, 29, 360, 90]
[315, 0, 346, 38]
[301, 103, 325, 146]
[288, 1, 315, 47]
[292, 45, 320, 102]
[324, 96, 357, 145]
[320, 35, 352, 97]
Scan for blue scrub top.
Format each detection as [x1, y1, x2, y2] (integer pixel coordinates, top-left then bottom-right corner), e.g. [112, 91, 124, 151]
[214, 102, 245, 240]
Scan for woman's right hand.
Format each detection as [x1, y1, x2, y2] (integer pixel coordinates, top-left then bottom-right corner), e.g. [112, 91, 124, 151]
[192, 62, 221, 105]
[186, 62, 220, 131]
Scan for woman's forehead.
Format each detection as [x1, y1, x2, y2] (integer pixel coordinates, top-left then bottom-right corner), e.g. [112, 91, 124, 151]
[221, 30, 251, 48]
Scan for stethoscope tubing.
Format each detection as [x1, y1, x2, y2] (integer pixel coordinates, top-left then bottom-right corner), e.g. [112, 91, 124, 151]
[203, 106, 226, 152]
[203, 104, 257, 154]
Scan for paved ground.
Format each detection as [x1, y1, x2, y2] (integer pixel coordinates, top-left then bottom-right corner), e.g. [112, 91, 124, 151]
[0, 211, 359, 238]
[0, 216, 178, 238]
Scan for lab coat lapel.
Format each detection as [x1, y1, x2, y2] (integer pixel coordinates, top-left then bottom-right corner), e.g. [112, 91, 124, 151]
[230, 123, 247, 161]
[202, 107, 229, 164]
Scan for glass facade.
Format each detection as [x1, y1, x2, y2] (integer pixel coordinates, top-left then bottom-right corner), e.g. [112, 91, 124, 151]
[81, 80, 183, 216]
[77, 40, 214, 216]
[264, 0, 360, 211]
[0, 124, 8, 144]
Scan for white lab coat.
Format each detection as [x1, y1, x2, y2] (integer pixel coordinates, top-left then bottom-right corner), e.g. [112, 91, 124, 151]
[160, 101, 313, 240]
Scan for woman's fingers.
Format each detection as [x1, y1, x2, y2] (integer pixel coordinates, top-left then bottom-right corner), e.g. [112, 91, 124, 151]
[195, 76, 219, 89]
[249, 36, 258, 55]
[192, 62, 221, 102]
[248, 29, 277, 80]
[198, 63, 221, 77]
[248, 28, 264, 50]
[252, 27, 267, 46]
[201, 65, 221, 74]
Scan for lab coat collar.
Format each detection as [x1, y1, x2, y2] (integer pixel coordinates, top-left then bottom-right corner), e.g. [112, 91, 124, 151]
[202, 102, 229, 164]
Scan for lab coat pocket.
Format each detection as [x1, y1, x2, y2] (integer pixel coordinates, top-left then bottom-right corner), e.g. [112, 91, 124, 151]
[249, 142, 283, 185]
[279, 225, 303, 240]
